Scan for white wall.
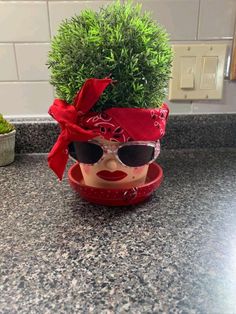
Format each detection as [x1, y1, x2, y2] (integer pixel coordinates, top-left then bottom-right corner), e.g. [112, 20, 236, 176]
[0, 0, 235, 117]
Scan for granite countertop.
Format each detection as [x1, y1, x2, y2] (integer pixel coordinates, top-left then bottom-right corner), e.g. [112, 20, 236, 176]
[1, 149, 236, 313]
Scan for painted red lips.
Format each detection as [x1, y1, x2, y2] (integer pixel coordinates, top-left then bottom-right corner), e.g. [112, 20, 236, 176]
[96, 170, 127, 181]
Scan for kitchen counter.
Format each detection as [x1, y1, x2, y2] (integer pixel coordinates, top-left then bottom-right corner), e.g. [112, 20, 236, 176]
[1, 149, 236, 313]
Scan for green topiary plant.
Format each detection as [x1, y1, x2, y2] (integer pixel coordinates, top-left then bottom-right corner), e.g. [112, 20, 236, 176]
[47, 0, 172, 112]
[0, 114, 15, 134]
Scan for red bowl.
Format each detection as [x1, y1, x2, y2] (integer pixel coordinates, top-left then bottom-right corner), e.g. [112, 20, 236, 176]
[68, 162, 163, 206]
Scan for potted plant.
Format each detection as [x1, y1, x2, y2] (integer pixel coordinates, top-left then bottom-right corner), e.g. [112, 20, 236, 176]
[47, 0, 172, 205]
[0, 114, 16, 166]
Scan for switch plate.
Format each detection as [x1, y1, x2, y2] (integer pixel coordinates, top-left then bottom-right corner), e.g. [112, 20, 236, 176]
[168, 44, 227, 100]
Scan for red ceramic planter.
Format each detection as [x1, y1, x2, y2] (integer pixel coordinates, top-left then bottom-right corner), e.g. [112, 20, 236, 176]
[68, 162, 163, 206]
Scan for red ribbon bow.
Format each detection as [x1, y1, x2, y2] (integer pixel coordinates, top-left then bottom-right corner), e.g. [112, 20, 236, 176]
[48, 78, 112, 180]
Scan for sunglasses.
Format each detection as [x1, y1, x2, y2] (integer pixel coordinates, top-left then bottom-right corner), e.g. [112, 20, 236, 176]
[72, 140, 160, 167]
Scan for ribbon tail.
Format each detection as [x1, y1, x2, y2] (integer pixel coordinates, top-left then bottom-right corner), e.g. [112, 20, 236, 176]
[48, 131, 70, 181]
[48, 125, 99, 180]
[74, 78, 113, 112]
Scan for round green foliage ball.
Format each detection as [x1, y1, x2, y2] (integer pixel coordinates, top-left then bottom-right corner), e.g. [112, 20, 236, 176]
[48, 1, 173, 111]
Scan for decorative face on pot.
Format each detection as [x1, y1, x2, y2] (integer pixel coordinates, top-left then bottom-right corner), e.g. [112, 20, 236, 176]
[75, 136, 160, 189]
[47, 78, 169, 183]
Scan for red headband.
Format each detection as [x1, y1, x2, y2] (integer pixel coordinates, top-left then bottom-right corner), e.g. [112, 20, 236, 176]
[48, 78, 169, 180]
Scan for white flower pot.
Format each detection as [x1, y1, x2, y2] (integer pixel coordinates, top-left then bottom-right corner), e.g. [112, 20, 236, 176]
[0, 130, 16, 166]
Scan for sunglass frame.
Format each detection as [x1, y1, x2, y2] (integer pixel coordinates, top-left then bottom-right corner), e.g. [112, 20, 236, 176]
[77, 139, 161, 167]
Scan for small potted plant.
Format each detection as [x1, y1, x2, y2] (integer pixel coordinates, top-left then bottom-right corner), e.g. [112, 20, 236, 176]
[47, 1, 172, 205]
[0, 114, 16, 166]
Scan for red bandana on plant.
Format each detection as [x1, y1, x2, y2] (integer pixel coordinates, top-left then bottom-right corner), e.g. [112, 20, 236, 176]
[48, 77, 169, 180]
[79, 105, 169, 142]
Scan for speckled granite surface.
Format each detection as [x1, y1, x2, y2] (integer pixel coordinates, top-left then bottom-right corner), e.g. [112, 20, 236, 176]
[12, 114, 236, 153]
[1, 149, 236, 313]
[13, 119, 60, 154]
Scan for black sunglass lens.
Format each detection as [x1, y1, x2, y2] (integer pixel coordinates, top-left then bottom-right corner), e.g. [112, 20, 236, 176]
[118, 145, 154, 167]
[74, 142, 103, 164]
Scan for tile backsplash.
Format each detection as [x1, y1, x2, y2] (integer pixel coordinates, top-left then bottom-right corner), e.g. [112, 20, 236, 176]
[0, 0, 235, 117]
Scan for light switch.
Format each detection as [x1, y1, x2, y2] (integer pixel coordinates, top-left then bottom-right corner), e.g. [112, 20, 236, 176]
[180, 72, 194, 89]
[200, 56, 218, 90]
[180, 56, 195, 89]
[168, 44, 227, 100]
